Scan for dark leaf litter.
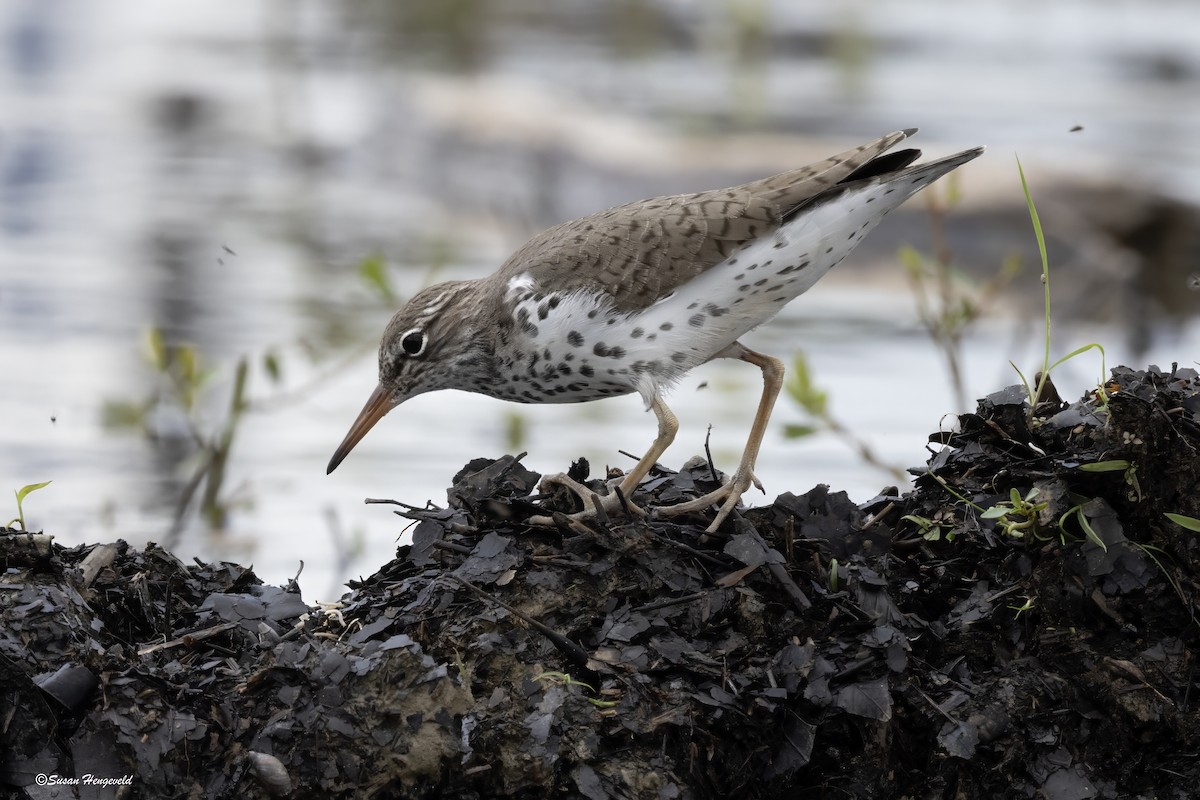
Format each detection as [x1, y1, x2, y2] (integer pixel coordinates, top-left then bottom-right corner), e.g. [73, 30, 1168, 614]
[2, 364, 1199, 799]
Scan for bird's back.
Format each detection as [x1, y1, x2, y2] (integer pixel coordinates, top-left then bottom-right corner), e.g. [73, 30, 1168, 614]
[496, 129, 918, 310]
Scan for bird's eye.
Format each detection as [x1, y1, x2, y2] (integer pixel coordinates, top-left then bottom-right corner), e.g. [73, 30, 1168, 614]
[401, 329, 426, 357]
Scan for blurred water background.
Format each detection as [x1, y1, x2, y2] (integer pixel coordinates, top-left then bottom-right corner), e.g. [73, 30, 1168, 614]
[2, 0, 1198, 598]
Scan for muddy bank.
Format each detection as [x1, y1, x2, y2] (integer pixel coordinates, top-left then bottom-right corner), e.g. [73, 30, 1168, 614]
[2, 364, 1198, 799]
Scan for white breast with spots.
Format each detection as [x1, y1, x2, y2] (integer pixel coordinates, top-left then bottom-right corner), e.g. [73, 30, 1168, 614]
[507, 179, 914, 405]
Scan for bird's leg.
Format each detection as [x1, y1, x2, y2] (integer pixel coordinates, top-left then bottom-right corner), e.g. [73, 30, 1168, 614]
[658, 342, 784, 532]
[529, 395, 678, 526]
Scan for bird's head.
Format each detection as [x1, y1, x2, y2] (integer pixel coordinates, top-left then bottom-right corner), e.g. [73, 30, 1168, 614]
[326, 280, 484, 474]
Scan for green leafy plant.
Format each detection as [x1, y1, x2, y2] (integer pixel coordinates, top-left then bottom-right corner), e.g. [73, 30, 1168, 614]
[1078, 459, 1141, 501]
[103, 329, 253, 542]
[8, 481, 52, 531]
[1007, 596, 1036, 619]
[980, 487, 1048, 539]
[1057, 502, 1108, 552]
[783, 353, 905, 481]
[901, 512, 954, 542]
[902, 181, 1019, 411]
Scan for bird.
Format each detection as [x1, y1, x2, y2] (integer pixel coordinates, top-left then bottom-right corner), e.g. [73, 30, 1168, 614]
[327, 129, 984, 532]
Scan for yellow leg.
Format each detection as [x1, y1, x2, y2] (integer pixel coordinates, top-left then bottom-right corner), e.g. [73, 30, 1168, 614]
[529, 395, 678, 526]
[658, 342, 784, 532]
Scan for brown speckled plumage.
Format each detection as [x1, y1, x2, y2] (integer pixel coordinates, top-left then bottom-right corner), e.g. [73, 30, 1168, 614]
[329, 129, 984, 532]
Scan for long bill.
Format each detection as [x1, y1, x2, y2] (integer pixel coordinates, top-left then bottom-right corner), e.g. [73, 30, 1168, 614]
[326, 383, 395, 474]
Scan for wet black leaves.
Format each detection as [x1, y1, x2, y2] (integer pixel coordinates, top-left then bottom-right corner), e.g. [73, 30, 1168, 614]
[1, 364, 1198, 798]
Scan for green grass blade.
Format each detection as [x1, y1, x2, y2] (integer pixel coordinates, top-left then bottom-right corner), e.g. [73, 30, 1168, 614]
[1165, 513, 1200, 533]
[1016, 157, 1052, 408]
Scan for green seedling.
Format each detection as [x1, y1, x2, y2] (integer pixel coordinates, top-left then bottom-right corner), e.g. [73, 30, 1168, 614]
[902, 513, 954, 543]
[8, 481, 52, 531]
[1007, 596, 1036, 619]
[1078, 459, 1141, 501]
[535, 671, 618, 709]
[784, 353, 905, 480]
[981, 487, 1048, 539]
[1057, 503, 1107, 552]
[1010, 158, 1110, 417]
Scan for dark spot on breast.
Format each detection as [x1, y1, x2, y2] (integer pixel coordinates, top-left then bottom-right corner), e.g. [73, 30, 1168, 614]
[580, 364, 595, 378]
[734, 273, 745, 280]
[646, 333, 657, 341]
[631, 327, 644, 338]
[671, 352, 687, 363]
[537, 304, 550, 320]
[548, 296, 560, 309]
[587, 309, 598, 319]
[825, 247, 834, 254]
[778, 260, 809, 275]
[689, 313, 705, 327]
[660, 322, 673, 331]
[773, 241, 786, 249]
[610, 346, 626, 359]
[687, 302, 699, 310]
[754, 279, 767, 287]
[567, 330, 584, 347]
[594, 343, 610, 357]
[522, 321, 539, 337]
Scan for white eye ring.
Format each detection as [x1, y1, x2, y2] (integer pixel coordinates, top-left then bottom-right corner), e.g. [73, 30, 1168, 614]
[400, 328, 426, 357]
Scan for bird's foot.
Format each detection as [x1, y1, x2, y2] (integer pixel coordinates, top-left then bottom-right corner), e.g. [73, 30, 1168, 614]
[657, 468, 759, 532]
[527, 472, 646, 528]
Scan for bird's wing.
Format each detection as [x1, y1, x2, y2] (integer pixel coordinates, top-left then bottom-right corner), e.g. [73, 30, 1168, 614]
[500, 129, 917, 310]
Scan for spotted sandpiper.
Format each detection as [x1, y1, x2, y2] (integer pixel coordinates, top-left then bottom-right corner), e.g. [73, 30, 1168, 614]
[328, 129, 984, 531]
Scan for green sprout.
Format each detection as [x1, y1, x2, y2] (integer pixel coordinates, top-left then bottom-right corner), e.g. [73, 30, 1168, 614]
[784, 353, 905, 480]
[901, 513, 955, 543]
[1007, 596, 1036, 619]
[535, 671, 618, 709]
[1010, 158, 1109, 418]
[1078, 459, 1141, 501]
[9, 481, 52, 531]
[981, 487, 1048, 539]
[1057, 503, 1107, 552]
[1165, 513, 1200, 533]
